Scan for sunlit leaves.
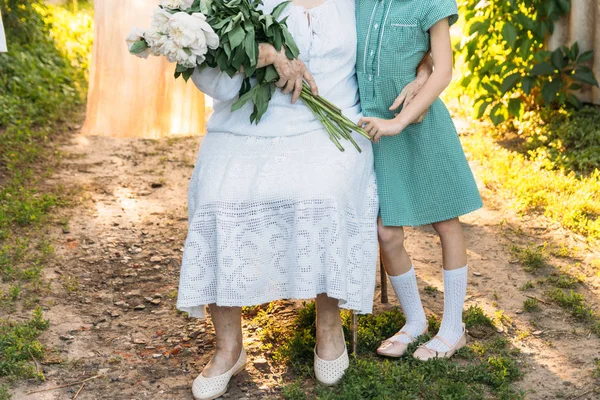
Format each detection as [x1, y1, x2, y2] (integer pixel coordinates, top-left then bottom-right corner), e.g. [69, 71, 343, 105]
[502, 22, 517, 48]
[458, 0, 600, 125]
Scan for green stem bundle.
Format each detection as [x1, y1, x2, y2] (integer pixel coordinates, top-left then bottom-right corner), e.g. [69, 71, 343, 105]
[300, 83, 371, 152]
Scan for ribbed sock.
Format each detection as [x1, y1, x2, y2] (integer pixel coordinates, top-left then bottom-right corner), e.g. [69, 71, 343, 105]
[426, 265, 468, 352]
[388, 266, 428, 344]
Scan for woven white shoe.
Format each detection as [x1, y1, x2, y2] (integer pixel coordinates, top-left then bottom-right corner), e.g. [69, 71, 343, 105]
[314, 330, 349, 386]
[192, 348, 247, 400]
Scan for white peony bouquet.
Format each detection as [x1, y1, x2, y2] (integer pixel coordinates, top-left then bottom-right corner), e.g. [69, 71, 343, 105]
[127, 1, 219, 68]
[127, 0, 371, 152]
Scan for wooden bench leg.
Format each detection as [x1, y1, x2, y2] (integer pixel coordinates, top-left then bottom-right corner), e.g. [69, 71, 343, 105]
[351, 311, 358, 355]
[380, 255, 388, 304]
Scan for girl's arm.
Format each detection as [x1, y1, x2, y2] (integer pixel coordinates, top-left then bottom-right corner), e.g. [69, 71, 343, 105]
[192, 44, 318, 103]
[359, 18, 453, 142]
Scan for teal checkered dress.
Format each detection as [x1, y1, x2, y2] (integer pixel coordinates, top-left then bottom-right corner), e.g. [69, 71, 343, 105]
[356, 0, 482, 227]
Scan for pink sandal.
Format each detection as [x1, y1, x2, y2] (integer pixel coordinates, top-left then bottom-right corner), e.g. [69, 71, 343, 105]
[412, 323, 467, 361]
[376, 324, 428, 358]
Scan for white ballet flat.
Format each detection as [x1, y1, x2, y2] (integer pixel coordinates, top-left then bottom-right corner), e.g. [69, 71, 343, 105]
[314, 331, 350, 386]
[192, 348, 247, 400]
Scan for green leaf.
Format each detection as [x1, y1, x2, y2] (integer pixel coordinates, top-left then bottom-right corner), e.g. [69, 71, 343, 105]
[567, 93, 582, 109]
[502, 22, 518, 48]
[231, 84, 260, 111]
[507, 98, 524, 119]
[557, 0, 570, 14]
[182, 68, 194, 82]
[522, 76, 535, 94]
[282, 28, 300, 59]
[501, 73, 521, 94]
[476, 100, 491, 119]
[263, 65, 279, 82]
[573, 68, 599, 86]
[271, 1, 290, 20]
[578, 50, 594, 63]
[129, 40, 148, 54]
[489, 103, 506, 125]
[569, 42, 579, 60]
[550, 49, 568, 70]
[228, 24, 245, 49]
[175, 64, 190, 73]
[243, 31, 257, 65]
[541, 80, 561, 104]
[530, 62, 556, 77]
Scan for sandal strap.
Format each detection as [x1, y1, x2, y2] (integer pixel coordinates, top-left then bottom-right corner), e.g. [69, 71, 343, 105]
[431, 335, 454, 350]
[388, 331, 416, 343]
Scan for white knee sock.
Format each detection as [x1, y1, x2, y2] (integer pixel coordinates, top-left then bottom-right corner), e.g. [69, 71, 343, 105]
[427, 265, 468, 352]
[388, 266, 427, 344]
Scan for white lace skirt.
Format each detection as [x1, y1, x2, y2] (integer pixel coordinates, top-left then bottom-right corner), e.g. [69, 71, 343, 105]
[176, 129, 379, 318]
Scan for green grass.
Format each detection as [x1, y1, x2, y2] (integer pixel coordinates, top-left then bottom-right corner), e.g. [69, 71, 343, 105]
[463, 129, 600, 242]
[546, 273, 582, 289]
[519, 281, 535, 291]
[523, 298, 540, 313]
[510, 244, 546, 272]
[0, 307, 49, 379]
[0, 1, 92, 394]
[251, 302, 523, 399]
[547, 289, 596, 322]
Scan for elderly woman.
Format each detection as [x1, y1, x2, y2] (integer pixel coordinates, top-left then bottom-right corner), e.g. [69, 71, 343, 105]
[176, 0, 429, 398]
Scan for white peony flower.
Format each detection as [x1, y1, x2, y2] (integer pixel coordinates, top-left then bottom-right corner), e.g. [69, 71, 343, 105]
[151, 8, 172, 33]
[166, 12, 219, 59]
[126, 27, 150, 58]
[144, 28, 168, 56]
[162, 39, 197, 67]
[159, 0, 194, 10]
[191, 13, 219, 49]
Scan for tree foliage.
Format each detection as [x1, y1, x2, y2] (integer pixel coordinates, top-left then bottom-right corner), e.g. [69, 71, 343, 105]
[457, 0, 598, 124]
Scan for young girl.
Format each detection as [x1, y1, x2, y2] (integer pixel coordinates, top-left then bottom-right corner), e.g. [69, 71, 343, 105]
[356, 0, 483, 360]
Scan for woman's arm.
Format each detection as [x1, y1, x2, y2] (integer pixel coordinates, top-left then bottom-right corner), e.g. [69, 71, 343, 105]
[389, 53, 433, 122]
[359, 19, 452, 142]
[192, 43, 318, 103]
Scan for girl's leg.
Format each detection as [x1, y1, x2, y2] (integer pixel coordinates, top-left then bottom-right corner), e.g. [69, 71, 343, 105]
[202, 305, 243, 377]
[428, 217, 468, 352]
[315, 294, 346, 359]
[378, 218, 427, 343]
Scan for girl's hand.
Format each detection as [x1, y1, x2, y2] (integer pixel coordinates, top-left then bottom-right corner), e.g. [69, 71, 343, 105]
[358, 117, 405, 143]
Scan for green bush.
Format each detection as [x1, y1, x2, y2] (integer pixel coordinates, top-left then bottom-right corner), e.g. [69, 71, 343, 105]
[457, 0, 597, 124]
[522, 107, 600, 175]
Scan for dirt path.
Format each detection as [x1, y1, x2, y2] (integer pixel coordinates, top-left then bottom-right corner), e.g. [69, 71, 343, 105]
[11, 131, 600, 399]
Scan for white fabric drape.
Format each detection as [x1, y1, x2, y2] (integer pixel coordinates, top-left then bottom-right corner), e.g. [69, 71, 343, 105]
[82, 0, 206, 138]
[0, 9, 7, 52]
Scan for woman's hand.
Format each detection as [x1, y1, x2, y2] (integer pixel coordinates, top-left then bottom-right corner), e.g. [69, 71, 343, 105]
[272, 49, 318, 103]
[358, 116, 405, 143]
[389, 53, 433, 123]
[258, 44, 318, 103]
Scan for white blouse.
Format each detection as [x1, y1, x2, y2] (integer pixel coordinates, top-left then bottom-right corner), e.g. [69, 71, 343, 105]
[0, 9, 7, 52]
[191, 0, 361, 137]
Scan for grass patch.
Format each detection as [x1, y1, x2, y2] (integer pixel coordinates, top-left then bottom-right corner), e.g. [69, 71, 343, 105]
[547, 289, 596, 322]
[519, 281, 535, 291]
[0, 307, 49, 379]
[510, 244, 546, 272]
[546, 273, 582, 289]
[523, 298, 540, 313]
[253, 303, 523, 399]
[463, 129, 600, 242]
